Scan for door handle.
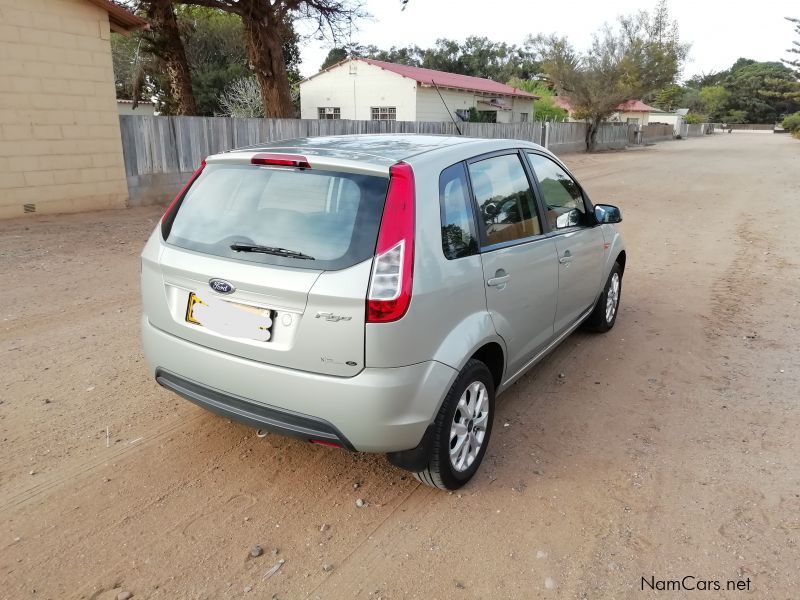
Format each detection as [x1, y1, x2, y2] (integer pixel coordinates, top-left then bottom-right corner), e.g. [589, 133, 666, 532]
[487, 270, 510, 287]
[558, 249, 572, 264]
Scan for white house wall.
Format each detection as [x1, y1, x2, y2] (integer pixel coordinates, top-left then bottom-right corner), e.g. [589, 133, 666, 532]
[415, 87, 476, 122]
[300, 61, 417, 120]
[301, 60, 535, 123]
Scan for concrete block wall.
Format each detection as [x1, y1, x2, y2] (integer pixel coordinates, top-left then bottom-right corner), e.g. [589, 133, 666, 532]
[0, 0, 129, 219]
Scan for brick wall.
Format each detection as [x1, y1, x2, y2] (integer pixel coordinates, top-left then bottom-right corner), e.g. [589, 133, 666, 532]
[0, 0, 129, 218]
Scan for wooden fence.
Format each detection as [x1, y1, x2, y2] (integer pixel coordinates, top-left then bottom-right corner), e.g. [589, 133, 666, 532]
[117, 116, 654, 205]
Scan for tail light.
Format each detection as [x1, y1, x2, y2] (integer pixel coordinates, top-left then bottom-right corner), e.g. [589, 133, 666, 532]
[367, 162, 415, 323]
[161, 160, 205, 239]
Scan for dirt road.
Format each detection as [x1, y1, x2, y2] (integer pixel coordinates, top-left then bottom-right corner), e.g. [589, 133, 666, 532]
[2, 133, 799, 599]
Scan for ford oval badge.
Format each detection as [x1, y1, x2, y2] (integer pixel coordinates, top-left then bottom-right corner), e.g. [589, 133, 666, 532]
[209, 278, 235, 294]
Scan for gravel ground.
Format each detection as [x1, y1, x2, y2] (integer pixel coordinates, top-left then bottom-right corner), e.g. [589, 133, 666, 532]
[1, 132, 799, 599]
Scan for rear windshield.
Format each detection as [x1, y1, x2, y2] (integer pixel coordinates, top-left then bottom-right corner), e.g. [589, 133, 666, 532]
[165, 164, 390, 270]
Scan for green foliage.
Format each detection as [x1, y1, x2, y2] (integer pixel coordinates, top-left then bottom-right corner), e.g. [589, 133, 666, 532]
[781, 111, 800, 132]
[112, 5, 301, 116]
[653, 84, 684, 111]
[785, 17, 800, 76]
[349, 37, 541, 82]
[112, 31, 148, 102]
[683, 113, 705, 124]
[321, 47, 348, 70]
[507, 78, 567, 121]
[721, 59, 799, 123]
[697, 85, 729, 119]
[531, 1, 688, 149]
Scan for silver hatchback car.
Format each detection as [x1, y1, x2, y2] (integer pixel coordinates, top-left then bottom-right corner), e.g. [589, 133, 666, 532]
[141, 135, 625, 490]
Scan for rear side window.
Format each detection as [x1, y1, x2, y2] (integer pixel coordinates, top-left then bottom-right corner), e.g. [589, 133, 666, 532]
[439, 163, 478, 260]
[165, 164, 390, 270]
[468, 153, 541, 246]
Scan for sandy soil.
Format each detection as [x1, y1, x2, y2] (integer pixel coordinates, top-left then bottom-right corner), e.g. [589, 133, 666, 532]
[1, 133, 799, 599]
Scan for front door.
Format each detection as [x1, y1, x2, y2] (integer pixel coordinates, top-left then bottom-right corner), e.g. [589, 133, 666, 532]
[467, 152, 559, 376]
[525, 152, 605, 334]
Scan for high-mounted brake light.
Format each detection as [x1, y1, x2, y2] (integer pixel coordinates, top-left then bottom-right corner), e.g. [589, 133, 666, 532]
[367, 162, 415, 323]
[161, 159, 205, 239]
[251, 153, 311, 169]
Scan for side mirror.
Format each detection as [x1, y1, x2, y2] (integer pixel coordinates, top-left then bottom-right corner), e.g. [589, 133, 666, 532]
[594, 204, 622, 224]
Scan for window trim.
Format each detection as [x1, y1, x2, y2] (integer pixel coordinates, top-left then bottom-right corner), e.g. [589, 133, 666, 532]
[522, 149, 597, 236]
[463, 149, 548, 253]
[370, 106, 397, 121]
[317, 106, 341, 120]
[438, 161, 479, 260]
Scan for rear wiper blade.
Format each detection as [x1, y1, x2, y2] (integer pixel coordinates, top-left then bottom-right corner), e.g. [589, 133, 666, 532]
[230, 243, 315, 260]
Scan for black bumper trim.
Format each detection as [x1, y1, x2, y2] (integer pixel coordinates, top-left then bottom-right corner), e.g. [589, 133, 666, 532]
[155, 369, 355, 450]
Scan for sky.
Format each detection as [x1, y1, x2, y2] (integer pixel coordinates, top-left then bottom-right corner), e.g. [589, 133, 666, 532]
[296, 0, 799, 81]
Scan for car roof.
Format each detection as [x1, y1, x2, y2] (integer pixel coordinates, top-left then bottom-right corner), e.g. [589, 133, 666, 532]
[229, 134, 531, 163]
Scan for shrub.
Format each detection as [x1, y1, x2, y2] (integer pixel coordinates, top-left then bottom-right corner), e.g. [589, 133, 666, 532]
[781, 112, 800, 132]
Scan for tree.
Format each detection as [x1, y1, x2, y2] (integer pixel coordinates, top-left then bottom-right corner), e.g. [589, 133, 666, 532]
[531, 1, 688, 150]
[652, 84, 683, 111]
[351, 37, 540, 82]
[219, 77, 264, 117]
[179, 5, 249, 115]
[698, 85, 729, 119]
[507, 77, 568, 121]
[184, 0, 363, 117]
[140, 0, 198, 115]
[722, 59, 799, 122]
[785, 17, 800, 76]
[321, 47, 348, 70]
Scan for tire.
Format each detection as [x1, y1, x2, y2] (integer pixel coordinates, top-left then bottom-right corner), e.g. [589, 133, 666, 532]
[414, 359, 495, 490]
[583, 261, 623, 333]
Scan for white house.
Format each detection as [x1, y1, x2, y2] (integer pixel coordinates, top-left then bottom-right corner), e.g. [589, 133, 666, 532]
[553, 97, 659, 125]
[649, 108, 689, 134]
[300, 58, 536, 124]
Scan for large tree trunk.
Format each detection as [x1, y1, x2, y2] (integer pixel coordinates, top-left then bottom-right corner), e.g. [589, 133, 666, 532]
[585, 116, 602, 152]
[146, 0, 197, 116]
[242, 12, 295, 118]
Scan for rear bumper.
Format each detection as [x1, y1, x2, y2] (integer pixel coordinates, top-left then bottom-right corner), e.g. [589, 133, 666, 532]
[142, 317, 457, 452]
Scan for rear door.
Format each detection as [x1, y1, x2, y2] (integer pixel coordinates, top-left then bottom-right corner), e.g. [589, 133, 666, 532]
[525, 152, 605, 334]
[466, 151, 559, 376]
[144, 157, 389, 377]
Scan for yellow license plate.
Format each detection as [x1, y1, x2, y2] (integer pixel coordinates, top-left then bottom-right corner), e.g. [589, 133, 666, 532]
[185, 292, 274, 340]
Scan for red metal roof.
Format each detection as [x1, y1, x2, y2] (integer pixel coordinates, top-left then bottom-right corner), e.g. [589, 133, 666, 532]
[552, 97, 657, 113]
[615, 99, 658, 112]
[553, 96, 574, 112]
[356, 58, 537, 99]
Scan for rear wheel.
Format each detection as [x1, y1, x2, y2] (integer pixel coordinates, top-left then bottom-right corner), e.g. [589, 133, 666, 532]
[584, 262, 622, 333]
[414, 359, 494, 490]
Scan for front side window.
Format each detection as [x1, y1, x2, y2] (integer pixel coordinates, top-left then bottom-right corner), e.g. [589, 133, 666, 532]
[371, 107, 396, 121]
[526, 152, 587, 230]
[468, 153, 541, 246]
[318, 107, 340, 120]
[439, 163, 478, 260]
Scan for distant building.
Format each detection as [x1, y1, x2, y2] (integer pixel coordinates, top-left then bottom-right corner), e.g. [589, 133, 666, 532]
[117, 100, 156, 116]
[0, 0, 146, 218]
[300, 58, 537, 124]
[553, 97, 659, 125]
[649, 108, 690, 134]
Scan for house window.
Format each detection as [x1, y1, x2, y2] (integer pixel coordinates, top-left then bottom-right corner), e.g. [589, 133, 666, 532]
[520, 113, 529, 122]
[318, 107, 340, 120]
[371, 107, 396, 121]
